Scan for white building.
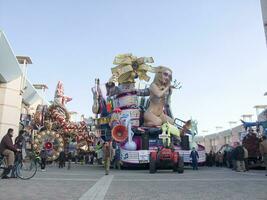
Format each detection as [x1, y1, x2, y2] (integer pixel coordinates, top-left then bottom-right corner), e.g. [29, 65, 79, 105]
[0, 30, 49, 138]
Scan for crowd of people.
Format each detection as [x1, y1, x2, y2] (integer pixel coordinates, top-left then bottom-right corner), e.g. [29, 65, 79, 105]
[204, 136, 267, 176]
[205, 144, 249, 172]
[1, 127, 267, 179]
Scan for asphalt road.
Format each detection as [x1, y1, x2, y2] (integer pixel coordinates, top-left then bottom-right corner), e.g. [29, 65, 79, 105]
[0, 164, 266, 200]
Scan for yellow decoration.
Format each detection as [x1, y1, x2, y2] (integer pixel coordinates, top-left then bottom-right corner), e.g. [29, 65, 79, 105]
[111, 53, 156, 84]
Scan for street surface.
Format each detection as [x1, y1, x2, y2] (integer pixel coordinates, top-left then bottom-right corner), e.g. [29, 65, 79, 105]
[0, 164, 266, 200]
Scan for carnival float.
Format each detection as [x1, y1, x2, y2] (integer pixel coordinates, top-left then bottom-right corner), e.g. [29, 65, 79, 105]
[32, 81, 94, 161]
[91, 53, 206, 170]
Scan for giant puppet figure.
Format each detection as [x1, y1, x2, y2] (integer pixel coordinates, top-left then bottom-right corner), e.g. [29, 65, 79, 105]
[144, 66, 175, 127]
[54, 81, 72, 108]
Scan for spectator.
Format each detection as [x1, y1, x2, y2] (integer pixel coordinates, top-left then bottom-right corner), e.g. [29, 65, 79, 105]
[259, 135, 267, 176]
[67, 152, 72, 170]
[40, 148, 47, 171]
[103, 141, 113, 175]
[89, 152, 95, 164]
[96, 141, 103, 164]
[231, 148, 237, 170]
[235, 144, 245, 172]
[207, 150, 214, 167]
[243, 145, 249, 171]
[218, 152, 223, 167]
[85, 153, 89, 165]
[10, 130, 26, 178]
[58, 151, 65, 168]
[225, 150, 232, 168]
[113, 144, 121, 169]
[190, 147, 199, 170]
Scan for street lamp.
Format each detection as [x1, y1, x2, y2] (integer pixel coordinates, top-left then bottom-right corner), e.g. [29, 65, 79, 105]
[228, 121, 237, 144]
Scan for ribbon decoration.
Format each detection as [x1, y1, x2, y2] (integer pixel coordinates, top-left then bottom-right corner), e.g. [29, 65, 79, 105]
[110, 53, 156, 84]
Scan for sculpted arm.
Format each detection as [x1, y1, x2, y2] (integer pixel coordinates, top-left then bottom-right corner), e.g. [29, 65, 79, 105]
[150, 83, 169, 98]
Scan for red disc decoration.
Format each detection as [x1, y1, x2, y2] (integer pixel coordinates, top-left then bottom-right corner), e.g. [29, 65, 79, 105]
[33, 130, 64, 161]
[44, 141, 53, 151]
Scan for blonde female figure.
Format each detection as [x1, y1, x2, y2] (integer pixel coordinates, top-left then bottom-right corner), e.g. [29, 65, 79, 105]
[144, 66, 174, 127]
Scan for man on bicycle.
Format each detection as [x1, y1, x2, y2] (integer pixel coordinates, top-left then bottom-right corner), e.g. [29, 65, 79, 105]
[0, 128, 21, 179]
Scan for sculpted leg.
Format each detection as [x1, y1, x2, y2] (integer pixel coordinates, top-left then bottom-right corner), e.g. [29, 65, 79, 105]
[144, 112, 163, 126]
[160, 114, 174, 125]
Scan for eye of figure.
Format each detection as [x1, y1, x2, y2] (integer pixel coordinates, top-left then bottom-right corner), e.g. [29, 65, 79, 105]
[163, 71, 172, 78]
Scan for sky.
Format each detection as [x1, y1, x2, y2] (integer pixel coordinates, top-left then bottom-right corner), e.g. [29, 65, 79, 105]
[1, 0, 267, 135]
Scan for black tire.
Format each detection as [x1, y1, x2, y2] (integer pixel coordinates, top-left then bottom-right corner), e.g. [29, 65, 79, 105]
[173, 158, 178, 172]
[173, 152, 179, 172]
[149, 155, 156, 174]
[177, 156, 184, 174]
[16, 160, 37, 180]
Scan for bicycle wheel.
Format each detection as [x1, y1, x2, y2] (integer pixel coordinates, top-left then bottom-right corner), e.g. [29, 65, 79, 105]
[16, 159, 37, 180]
[0, 158, 6, 176]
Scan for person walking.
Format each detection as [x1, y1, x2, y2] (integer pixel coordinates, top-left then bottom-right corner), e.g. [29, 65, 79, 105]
[259, 136, 267, 176]
[190, 147, 199, 170]
[103, 141, 113, 175]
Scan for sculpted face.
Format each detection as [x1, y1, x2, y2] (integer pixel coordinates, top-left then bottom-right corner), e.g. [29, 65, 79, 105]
[161, 70, 172, 85]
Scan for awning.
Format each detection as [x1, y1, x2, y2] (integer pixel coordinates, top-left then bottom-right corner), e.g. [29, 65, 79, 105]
[0, 30, 23, 82]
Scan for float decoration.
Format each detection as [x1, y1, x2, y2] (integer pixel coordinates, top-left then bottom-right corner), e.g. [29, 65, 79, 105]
[33, 81, 93, 160]
[111, 53, 156, 84]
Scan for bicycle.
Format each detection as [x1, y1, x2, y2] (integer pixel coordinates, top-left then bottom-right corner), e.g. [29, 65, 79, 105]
[0, 152, 37, 180]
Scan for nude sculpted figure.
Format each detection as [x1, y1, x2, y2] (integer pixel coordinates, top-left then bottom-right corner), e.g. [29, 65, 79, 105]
[144, 66, 175, 127]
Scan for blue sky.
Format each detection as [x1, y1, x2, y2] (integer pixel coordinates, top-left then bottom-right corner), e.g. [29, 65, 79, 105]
[1, 0, 267, 135]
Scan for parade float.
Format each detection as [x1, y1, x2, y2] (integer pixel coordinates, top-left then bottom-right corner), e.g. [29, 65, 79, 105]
[32, 81, 94, 161]
[91, 54, 206, 169]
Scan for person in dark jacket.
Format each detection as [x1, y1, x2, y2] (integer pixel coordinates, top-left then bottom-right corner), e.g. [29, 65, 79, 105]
[58, 151, 65, 168]
[15, 130, 25, 150]
[0, 128, 20, 179]
[10, 130, 25, 178]
[231, 147, 237, 170]
[190, 147, 199, 170]
[40, 148, 47, 171]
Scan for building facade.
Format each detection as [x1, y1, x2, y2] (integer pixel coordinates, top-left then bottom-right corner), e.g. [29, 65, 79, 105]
[0, 30, 48, 139]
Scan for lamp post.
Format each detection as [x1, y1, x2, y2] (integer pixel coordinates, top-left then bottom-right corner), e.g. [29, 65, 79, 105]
[16, 56, 32, 95]
[228, 121, 237, 144]
[215, 126, 223, 132]
[241, 114, 253, 122]
[201, 130, 209, 151]
[253, 105, 267, 120]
